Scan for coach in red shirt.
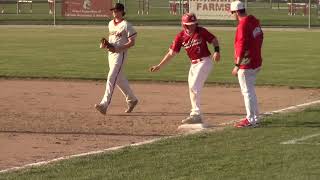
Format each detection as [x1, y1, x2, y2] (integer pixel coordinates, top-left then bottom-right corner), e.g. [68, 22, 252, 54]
[231, 0, 264, 128]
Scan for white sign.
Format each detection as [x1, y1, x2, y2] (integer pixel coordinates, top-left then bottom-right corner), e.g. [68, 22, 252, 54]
[189, 0, 233, 20]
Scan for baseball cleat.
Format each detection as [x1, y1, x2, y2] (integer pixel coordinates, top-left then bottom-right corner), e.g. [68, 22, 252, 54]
[234, 118, 258, 128]
[95, 103, 107, 115]
[181, 115, 202, 124]
[125, 100, 138, 113]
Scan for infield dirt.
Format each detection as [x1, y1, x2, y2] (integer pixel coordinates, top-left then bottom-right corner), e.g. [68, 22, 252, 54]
[0, 79, 319, 170]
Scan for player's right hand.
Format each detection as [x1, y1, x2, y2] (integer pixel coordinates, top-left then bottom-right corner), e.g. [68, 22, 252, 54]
[232, 66, 239, 77]
[149, 65, 160, 72]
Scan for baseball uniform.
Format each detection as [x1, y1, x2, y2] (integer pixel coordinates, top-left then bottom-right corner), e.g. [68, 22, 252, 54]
[170, 26, 217, 116]
[234, 15, 263, 124]
[99, 19, 138, 111]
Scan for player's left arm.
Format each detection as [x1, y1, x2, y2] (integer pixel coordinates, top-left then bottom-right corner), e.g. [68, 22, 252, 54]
[211, 37, 220, 62]
[203, 28, 220, 62]
[110, 35, 136, 53]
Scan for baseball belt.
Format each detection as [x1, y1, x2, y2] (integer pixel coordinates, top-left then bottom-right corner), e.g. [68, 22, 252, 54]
[191, 58, 203, 64]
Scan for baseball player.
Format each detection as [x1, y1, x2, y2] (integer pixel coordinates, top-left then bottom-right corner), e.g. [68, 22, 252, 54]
[149, 13, 220, 124]
[95, 3, 138, 115]
[230, 1, 264, 128]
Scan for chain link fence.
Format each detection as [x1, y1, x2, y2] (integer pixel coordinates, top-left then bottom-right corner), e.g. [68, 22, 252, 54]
[0, 0, 319, 27]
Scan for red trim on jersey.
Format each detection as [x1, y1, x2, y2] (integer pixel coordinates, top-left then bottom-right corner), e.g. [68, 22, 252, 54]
[170, 26, 216, 61]
[113, 19, 124, 26]
[128, 32, 137, 38]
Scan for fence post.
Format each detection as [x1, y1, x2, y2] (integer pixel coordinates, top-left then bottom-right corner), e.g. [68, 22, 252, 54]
[308, 0, 311, 29]
[53, 0, 56, 26]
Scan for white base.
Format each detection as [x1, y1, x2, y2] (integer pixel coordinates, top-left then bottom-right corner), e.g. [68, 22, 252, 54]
[177, 123, 207, 132]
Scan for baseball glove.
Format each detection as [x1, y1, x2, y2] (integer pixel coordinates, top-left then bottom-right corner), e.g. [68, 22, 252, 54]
[99, 37, 113, 49]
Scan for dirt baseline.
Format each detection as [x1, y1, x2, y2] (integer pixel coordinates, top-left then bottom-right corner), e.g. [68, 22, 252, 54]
[0, 79, 319, 170]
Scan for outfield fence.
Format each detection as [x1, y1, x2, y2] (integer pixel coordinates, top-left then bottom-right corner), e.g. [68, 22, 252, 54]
[0, 0, 319, 27]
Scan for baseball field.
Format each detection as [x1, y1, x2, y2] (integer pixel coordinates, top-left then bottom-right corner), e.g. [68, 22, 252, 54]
[0, 26, 320, 179]
[1, 0, 320, 26]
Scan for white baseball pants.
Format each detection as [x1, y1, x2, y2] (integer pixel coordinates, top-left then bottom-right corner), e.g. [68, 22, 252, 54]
[237, 68, 260, 124]
[100, 52, 137, 109]
[188, 56, 213, 116]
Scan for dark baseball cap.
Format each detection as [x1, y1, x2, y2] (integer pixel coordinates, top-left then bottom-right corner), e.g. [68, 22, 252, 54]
[110, 3, 125, 11]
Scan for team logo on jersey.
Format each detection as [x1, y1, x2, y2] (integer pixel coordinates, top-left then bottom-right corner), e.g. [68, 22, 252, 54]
[253, 27, 262, 38]
[182, 39, 202, 49]
[109, 31, 123, 38]
[241, 51, 251, 65]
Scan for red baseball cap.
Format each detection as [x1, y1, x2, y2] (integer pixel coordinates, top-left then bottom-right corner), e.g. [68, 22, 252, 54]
[181, 13, 198, 25]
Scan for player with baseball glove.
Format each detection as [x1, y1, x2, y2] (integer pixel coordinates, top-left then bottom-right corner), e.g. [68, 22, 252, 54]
[95, 3, 138, 115]
[99, 37, 115, 51]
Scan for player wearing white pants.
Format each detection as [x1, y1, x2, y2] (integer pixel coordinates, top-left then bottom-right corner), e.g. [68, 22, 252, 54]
[231, 1, 264, 128]
[150, 13, 220, 124]
[238, 68, 260, 124]
[95, 3, 138, 115]
[189, 56, 213, 116]
[100, 52, 137, 108]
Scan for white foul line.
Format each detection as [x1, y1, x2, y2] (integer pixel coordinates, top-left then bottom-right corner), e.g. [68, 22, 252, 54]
[264, 99, 320, 114]
[280, 133, 320, 145]
[0, 99, 320, 174]
[218, 99, 320, 126]
[0, 138, 164, 174]
[287, 142, 320, 145]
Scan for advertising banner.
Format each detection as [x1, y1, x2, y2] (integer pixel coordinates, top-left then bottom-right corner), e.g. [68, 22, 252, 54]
[189, 0, 233, 20]
[62, 0, 112, 18]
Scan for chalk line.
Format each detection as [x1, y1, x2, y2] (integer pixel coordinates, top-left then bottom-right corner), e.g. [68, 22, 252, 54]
[281, 133, 320, 145]
[1, 99, 319, 174]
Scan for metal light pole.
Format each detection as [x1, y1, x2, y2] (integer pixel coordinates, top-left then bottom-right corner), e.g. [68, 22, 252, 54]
[53, 0, 56, 26]
[308, 0, 311, 29]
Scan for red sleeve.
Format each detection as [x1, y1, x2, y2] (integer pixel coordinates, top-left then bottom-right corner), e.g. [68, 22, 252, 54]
[169, 32, 183, 53]
[236, 21, 248, 59]
[201, 27, 216, 43]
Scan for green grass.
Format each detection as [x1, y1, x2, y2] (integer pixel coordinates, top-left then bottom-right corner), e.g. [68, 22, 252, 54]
[0, 0, 319, 26]
[0, 26, 320, 87]
[2, 106, 320, 180]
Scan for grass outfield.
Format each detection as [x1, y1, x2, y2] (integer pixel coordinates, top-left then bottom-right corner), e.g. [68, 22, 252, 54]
[1, 106, 320, 179]
[0, 26, 319, 87]
[0, 0, 319, 26]
[0, 26, 319, 179]
[0, 27, 320, 88]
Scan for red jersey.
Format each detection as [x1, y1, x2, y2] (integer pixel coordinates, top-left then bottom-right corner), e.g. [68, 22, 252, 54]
[234, 15, 263, 69]
[170, 26, 216, 61]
